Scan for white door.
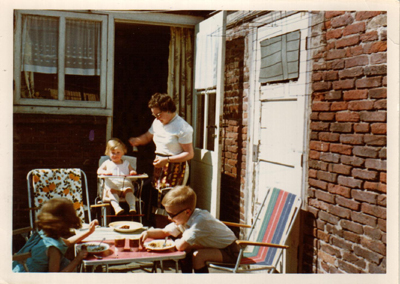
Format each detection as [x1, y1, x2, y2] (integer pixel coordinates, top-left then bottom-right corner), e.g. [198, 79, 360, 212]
[252, 12, 311, 272]
[190, 11, 226, 217]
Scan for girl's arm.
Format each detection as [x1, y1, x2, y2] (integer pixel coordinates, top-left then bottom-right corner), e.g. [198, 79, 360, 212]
[62, 220, 98, 247]
[129, 132, 153, 147]
[97, 161, 110, 175]
[128, 163, 137, 175]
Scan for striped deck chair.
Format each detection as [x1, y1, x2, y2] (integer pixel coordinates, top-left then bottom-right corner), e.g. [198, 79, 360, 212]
[208, 187, 301, 273]
[26, 169, 92, 228]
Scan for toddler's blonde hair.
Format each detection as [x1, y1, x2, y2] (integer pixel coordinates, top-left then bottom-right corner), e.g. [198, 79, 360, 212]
[161, 185, 196, 211]
[105, 138, 127, 155]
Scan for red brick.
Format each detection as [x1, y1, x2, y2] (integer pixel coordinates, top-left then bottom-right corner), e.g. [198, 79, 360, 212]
[377, 183, 386, 193]
[323, 71, 339, 81]
[309, 178, 328, 190]
[336, 196, 360, 210]
[309, 150, 320, 160]
[326, 28, 343, 40]
[363, 181, 379, 191]
[313, 81, 332, 91]
[364, 226, 382, 240]
[342, 251, 367, 269]
[319, 210, 340, 225]
[313, 62, 327, 71]
[377, 195, 386, 206]
[325, 90, 342, 100]
[382, 76, 387, 86]
[360, 111, 386, 122]
[352, 168, 378, 181]
[339, 67, 364, 79]
[360, 237, 386, 255]
[343, 89, 368, 100]
[326, 223, 344, 237]
[338, 175, 363, 188]
[309, 168, 318, 178]
[351, 211, 377, 226]
[354, 123, 370, 133]
[380, 172, 386, 183]
[343, 230, 360, 243]
[347, 45, 364, 57]
[318, 249, 336, 265]
[331, 101, 348, 111]
[354, 245, 383, 264]
[317, 171, 338, 183]
[312, 101, 331, 111]
[348, 101, 374, 111]
[353, 146, 379, 158]
[328, 184, 351, 198]
[364, 135, 386, 146]
[320, 152, 340, 163]
[355, 11, 382, 21]
[363, 41, 387, 54]
[345, 55, 369, 68]
[326, 49, 347, 60]
[331, 59, 345, 69]
[340, 134, 364, 145]
[312, 92, 326, 101]
[341, 155, 364, 167]
[341, 219, 363, 234]
[364, 65, 387, 76]
[331, 14, 354, 28]
[361, 203, 386, 219]
[333, 79, 355, 90]
[336, 35, 360, 48]
[325, 11, 346, 19]
[310, 141, 330, 152]
[310, 122, 330, 131]
[356, 77, 382, 89]
[374, 99, 387, 110]
[330, 123, 353, 133]
[352, 189, 378, 204]
[370, 53, 386, 64]
[377, 218, 386, 232]
[315, 188, 336, 203]
[360, 31, 379, 42]
[319, 112, 335, 121]
[336, 112, 360, 122]
[319, 132, 340, 142]
[309, 160, 329, 171]
[370, 123, 386, 134]
[331, 144, 353, 155]
[312, 72, 323, 81]
[321, 243, 341, 257]
[343, 22, 366, 36]
[309, 197, 329, 210]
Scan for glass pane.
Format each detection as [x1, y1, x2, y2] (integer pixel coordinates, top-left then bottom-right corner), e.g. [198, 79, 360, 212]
[206, 93, 216, 151]
[21, 15, 59, 99]
[195, 94, 205, 149]
[64, 19, 101, 101]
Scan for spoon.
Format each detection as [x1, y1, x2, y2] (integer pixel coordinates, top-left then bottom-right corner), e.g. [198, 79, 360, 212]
[96, 238, 106, 249]
[93, 254, 103, 259]
[163, 237, 168, 247]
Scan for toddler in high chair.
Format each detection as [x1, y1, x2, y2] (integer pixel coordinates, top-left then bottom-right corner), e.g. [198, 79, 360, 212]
[97, 138, 138, 215]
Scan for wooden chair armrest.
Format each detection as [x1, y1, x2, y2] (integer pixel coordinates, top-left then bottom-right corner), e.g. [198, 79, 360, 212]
[222, 221, 252, 228]
[13, 252, 32, 262]
[235, 240, 289, 249]
[90, 203, 110, 208]
[13, 227, 33, 236]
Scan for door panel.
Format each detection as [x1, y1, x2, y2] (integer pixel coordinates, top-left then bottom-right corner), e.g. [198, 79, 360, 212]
[191, 11, 226, 217]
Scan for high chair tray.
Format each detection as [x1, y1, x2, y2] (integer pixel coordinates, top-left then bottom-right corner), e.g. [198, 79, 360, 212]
[98, 174, 149, 179]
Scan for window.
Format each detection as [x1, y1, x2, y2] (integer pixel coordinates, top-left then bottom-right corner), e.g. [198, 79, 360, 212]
[259, 30, 300, 84]
[14, 11, 108, 109]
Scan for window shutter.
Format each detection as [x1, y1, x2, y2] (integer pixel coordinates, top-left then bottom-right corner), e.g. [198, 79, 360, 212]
[259, 30, 300, 84]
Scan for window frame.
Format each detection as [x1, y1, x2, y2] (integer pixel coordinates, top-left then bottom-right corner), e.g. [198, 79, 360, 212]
[14, 10, 108, 110]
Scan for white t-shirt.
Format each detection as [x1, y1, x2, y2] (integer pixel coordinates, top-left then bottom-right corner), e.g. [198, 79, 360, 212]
[164, 208, 237, 249]
[148, 114, 193, 156]
[102, 159, 134, 191]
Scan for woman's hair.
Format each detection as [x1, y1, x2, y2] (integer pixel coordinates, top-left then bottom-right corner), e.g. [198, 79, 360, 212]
[105, 138, 127, 155]
[36, 198, 82, 239]
[148, 93, 177, 113]
[161, 185, 196, 211]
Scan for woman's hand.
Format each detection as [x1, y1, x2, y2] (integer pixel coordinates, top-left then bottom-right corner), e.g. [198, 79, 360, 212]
[153, 156, 168, 168]
[129, 137, 141, 147]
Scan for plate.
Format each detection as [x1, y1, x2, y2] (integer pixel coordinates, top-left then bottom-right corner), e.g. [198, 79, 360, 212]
[81, 242, 110, 254]
[144, 239, 175, 251]
[109, 221, 143, 233]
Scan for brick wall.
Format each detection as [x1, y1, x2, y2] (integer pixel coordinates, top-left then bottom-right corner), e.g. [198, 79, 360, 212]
[13, 113, 107, 232]
[220, 24, 250, 226]
[304, 11, 387, 273]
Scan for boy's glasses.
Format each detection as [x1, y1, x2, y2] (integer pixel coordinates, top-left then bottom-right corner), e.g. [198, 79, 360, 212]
[166, 208, 187, 219]
[152, 111, 162, 118]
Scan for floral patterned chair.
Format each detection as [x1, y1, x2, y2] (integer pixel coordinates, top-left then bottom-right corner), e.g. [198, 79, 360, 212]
[26, 168, 92, 228]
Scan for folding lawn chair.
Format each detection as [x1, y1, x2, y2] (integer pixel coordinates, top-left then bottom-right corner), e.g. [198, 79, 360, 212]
[91, 156, 148, 226]
[26, 168, 92, 229]
[208, 187, 301, 273]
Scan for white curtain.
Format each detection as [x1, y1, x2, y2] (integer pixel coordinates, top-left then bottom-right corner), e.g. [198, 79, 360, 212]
[22, 15, 101, 76]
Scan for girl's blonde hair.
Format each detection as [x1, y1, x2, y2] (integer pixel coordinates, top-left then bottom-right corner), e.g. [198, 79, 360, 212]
[105, 138, 127, 156]
[161, 185, 196, 211]
[36, 198, 82, 239]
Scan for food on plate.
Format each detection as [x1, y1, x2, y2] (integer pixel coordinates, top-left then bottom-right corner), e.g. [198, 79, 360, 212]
[81, 243, 109, 253]
[120, 225, 130, 229]
[145, 240, 175, 249]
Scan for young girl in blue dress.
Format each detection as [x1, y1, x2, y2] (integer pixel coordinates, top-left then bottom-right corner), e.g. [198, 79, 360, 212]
[13, 198, 98, 272]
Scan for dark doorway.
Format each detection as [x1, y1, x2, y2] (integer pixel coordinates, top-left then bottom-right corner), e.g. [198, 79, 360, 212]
[113, 23, 170, 223]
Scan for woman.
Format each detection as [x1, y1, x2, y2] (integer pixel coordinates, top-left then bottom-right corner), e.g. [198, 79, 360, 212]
[129, 93, 194, 217]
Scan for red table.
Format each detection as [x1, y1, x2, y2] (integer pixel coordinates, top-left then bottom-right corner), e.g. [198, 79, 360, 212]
[77, 239, 186, 273]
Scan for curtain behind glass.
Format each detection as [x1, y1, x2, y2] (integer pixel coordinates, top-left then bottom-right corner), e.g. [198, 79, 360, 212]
[167, 27, 194, 125]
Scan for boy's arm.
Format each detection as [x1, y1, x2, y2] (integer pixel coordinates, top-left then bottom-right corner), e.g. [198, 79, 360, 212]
[174, 238, 192, 251]
[63, 220, 98, 247]
[139, 228, 170, 249]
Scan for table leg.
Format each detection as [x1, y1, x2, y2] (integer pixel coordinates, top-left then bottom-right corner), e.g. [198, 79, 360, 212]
[175, 260, 179, 273]
[159, 260, 164, 273]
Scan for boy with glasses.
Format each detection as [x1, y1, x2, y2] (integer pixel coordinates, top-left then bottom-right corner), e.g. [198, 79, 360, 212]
[139, 185, 240, 273]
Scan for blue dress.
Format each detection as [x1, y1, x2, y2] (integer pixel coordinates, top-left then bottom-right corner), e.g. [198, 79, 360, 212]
[12, 230, 70, 272]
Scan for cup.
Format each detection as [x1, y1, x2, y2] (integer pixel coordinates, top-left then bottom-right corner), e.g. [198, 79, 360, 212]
[129, 238, 139, 247]
[114, 238, 125, 247]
